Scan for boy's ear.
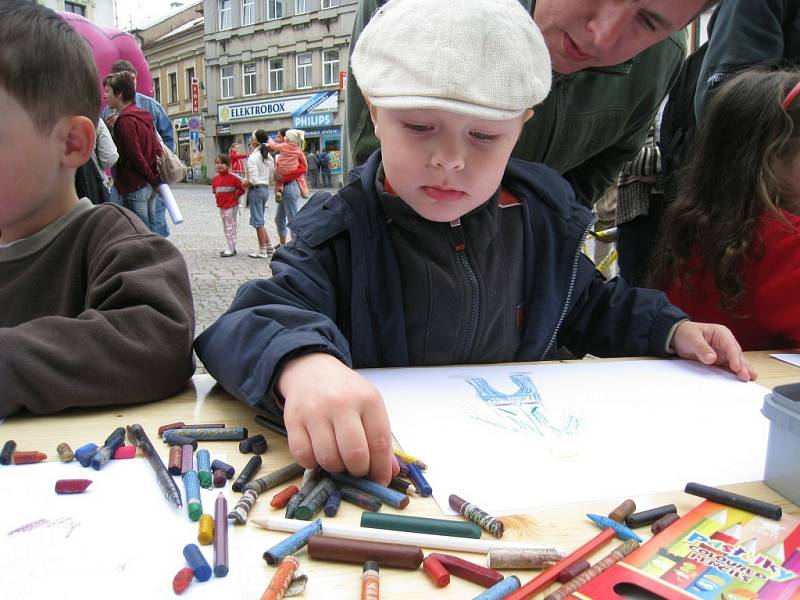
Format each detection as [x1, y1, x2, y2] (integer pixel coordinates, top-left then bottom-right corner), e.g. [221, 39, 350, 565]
[523, 109, 534, 123]
[59, 116, 96, 169]
[366, 98, 380, 139]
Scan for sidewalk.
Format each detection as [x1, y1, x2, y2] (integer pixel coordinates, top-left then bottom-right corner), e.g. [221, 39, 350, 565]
[168, 183, 333, 369]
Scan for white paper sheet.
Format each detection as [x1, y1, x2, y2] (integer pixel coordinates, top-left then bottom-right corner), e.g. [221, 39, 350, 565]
[770, 352, 800, 368]
[361, 359, 771, 516]
[0, 456, 239, 599]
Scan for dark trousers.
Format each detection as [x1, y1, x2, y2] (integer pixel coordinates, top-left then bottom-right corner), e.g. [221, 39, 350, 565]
[617, 197, 666, 287]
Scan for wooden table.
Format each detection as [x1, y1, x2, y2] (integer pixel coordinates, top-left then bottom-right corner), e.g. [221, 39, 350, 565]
[3, 351, 797, 598]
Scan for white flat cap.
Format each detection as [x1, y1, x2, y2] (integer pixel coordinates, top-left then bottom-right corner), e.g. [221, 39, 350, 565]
[351, 0, 552, 121]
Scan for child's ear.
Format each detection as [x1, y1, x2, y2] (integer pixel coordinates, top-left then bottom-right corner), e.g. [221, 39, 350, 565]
[366, 98, 380, 139]
[59, 116, 96, 169]
[523, 109, 534, 123]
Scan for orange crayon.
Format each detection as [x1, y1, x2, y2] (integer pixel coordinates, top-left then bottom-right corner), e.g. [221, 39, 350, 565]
[260, 555, 299, 600]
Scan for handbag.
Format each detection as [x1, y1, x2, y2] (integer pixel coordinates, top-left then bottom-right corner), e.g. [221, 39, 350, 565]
[154, 131, 186, 185]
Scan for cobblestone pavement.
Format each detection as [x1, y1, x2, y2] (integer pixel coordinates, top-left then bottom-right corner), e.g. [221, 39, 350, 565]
[167, 182, 320, 369]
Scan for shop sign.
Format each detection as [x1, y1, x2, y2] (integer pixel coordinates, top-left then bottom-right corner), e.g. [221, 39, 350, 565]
[218, 91, 338, 123]
[293, 112, 333, 128]
[191, 78, 200, 114]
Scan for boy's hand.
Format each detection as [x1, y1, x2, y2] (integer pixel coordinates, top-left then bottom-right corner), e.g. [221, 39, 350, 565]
[278, 352, 398, 485]
[671, 321, 757, 382]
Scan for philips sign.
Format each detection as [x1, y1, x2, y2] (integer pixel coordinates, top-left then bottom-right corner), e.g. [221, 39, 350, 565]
[293, 113, 333, 128]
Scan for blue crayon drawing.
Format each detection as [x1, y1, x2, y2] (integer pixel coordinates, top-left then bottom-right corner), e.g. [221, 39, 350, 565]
[464, 373, 582, 438]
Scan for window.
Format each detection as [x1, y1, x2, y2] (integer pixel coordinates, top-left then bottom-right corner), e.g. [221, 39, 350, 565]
[221, 66, 234, 99]
[296, 53, 312, 89]
[321, 0, 338, 8]
[267, 0, 283, 20]
[153, 77, 161, 104]
[294, 0, 308, 14]
[322, 49, 339, 86]
[185, 67, 195, 100]
[64, 2, 86, 15]
[242, 62, 257, 96]
[219, 0, 232, 30]
[268, 58, 283, 93]
[168, 72, 178, 103]
[241, 0, 255, 26]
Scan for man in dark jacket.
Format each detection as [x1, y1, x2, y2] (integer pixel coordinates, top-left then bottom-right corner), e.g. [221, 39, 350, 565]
[103, 70, 162, 234]
[347, 0, 715, 207]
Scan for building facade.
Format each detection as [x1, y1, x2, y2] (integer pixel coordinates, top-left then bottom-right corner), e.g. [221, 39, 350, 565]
[138, 3, 209, 181]
[38, 0, 115, 26]
[204, 0, 357, 185]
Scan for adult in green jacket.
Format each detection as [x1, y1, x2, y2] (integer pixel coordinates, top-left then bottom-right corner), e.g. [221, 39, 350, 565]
[347, 0, 711, 207]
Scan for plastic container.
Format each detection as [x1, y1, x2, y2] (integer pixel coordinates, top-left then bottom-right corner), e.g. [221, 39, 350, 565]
[762, 383, 800, 505]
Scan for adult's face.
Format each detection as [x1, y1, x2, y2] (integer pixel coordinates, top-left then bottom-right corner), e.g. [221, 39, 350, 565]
[533, 0, 705, 74]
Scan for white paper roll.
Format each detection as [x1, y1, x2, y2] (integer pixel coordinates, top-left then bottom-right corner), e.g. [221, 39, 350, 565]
[158, 183, 184, 225]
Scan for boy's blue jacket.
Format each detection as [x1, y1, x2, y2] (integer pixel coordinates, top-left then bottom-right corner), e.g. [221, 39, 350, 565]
[195, 151, 687, 420]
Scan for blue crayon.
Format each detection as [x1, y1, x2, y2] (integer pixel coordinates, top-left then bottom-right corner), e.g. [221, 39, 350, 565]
[329, 472, 410, 509]
[196, 449, 212, 489]
[183, 543, 212, 582]
[262, 519, 322, 566]
[75, 443, 99, 467]
[324, 489, 342, 517]
[587, 513, 643, 542]
[90, 427, 126, 470]
[183, 471, 203, 521]
[407, 463, 432, 497]
[473, 576, 521, 600]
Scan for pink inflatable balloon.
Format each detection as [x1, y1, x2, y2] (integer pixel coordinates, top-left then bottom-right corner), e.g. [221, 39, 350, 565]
[59, 11, 154, 109]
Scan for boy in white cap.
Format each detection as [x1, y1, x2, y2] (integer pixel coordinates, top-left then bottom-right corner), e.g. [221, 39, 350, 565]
[196, 0, 755, 485]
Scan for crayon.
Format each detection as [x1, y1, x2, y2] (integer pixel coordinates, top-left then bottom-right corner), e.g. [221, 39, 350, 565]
[307, 535, 423, 569]
[56, 442, 74, 462]
[232, 455, 262, 492]
[684, 482, 782, 520]
[214, 493, 229, 577]
[428, 552, 504, 587]
[263, 519, 322, 565]
[423, 555, 450, 587]
[361, 561, 380, 600]
[198, 513, 214, 545]
[183, 543, 212, 582]
[625, 504, 677, 528]
[449, 493, 505, 538]
[260, 556, 299, 600]
[474, 576, 521, 600]
[0, 440, 16, 465]
[361, 512, 482, 539]
[329, 472, 409, 509]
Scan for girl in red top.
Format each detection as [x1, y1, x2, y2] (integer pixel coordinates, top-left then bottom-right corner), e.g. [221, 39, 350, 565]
[649, 68, 800, 350]
[211, 154, 245, 257]
[228, 143, 249, 180]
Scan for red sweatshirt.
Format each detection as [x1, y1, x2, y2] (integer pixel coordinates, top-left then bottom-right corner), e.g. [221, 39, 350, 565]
[113, 104, 162, 194]
[666, 209, 800, 350]
[211, 172, 245, 209]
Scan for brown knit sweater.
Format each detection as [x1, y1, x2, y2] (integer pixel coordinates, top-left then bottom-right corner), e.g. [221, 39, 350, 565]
[0, 199, 195, 417]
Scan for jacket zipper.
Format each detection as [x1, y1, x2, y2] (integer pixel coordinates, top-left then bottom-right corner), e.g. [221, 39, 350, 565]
[450, 218, 479, 360]
[540, 219, 595, 359]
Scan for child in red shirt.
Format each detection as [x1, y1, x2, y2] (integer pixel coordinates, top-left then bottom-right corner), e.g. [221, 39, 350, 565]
[211, 154, 245, 257]
[228, 143, 249, 180]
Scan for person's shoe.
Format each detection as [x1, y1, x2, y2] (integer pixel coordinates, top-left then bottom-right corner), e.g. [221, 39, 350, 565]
[249, 250, 269, 259]
[275, 191, 283, 204]
[220, 249, 236, 257]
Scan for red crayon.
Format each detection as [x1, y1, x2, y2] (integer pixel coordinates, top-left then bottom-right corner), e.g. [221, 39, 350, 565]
[113, 445, 137, 459]
[55, 479, 93, 494]
[427, 552, 504, 587]
[271, 485, 300, 509]
[423, 555, 450, 588]
[13, 451, 47, 464]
